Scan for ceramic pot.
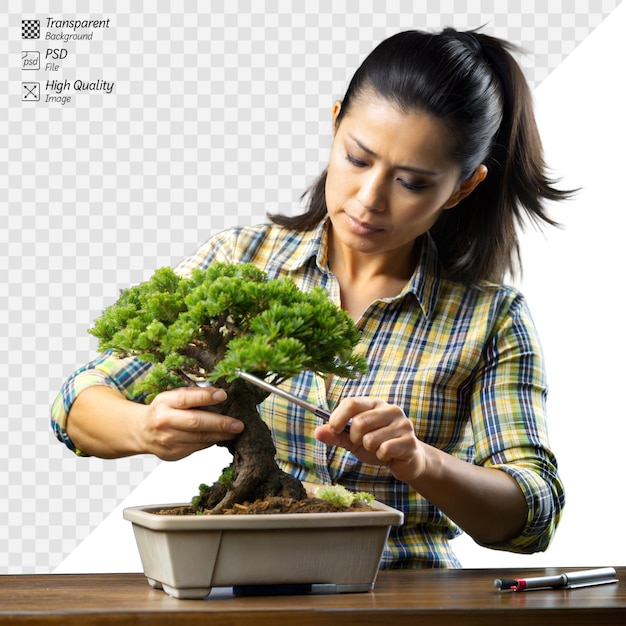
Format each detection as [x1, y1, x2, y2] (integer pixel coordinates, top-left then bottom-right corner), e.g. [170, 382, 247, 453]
[123, 499, 403, 599]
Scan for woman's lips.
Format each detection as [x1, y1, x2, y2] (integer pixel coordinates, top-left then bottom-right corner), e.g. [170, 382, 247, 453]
[344, 213, 384, 235]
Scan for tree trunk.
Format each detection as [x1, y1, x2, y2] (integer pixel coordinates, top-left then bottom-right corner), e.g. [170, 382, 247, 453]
[194, 378, 306, 513]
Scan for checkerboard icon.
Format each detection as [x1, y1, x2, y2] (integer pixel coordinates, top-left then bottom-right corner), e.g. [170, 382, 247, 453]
[22, 19, 40, 39]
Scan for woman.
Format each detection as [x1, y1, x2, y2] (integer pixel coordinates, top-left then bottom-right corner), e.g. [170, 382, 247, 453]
[52, 28, 568, 568]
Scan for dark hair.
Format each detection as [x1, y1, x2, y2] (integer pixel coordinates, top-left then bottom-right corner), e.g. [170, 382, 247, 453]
[270, 28, 575, 283]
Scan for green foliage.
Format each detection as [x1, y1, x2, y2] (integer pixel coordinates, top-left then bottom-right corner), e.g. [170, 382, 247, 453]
[90, 267, 192, 360]
[217, 465, 234, 488]
[89, 262, 367, 400]
[191, 483, 211, 512]
[315, 484, 375, 507]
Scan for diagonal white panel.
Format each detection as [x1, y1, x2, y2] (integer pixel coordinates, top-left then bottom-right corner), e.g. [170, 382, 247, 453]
[454, 1, 626, 567]
[54, 447, 232, 573]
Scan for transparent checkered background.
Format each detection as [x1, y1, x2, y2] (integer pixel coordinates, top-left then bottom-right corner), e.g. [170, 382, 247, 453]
[0, 0, 622, 573]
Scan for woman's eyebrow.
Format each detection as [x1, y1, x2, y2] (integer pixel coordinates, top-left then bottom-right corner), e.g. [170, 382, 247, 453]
[348, 134, 441, 176]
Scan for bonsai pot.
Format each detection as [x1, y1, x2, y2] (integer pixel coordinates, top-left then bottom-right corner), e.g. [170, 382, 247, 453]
[123, 497, 404, 599]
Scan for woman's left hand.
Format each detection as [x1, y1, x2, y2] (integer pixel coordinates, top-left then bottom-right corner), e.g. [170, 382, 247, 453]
[315, 396, 530, 545]
[314, 397, 424, 483]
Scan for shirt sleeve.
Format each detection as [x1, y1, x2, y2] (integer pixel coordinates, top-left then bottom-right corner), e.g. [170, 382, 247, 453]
[50, 350, 154, 456]
[470, 293, 565, 553]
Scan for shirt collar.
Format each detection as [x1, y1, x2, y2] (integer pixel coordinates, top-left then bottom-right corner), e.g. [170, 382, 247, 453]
[277, 219, 440, 317]
[402, 233, 440, 318]
[278, 218, 331, 273]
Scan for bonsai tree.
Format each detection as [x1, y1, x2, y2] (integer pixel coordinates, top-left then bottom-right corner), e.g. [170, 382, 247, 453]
[90, 262, 367, 513]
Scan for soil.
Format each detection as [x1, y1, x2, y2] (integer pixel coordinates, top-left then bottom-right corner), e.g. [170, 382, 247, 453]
[155, 496, 376, 516]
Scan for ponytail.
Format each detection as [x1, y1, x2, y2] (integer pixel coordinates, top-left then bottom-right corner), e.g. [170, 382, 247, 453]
[429, 30, 574, 282]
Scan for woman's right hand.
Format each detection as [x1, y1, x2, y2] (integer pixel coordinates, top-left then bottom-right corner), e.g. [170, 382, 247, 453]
[142, 387, 244, 461]
[66, 385, 244, 460]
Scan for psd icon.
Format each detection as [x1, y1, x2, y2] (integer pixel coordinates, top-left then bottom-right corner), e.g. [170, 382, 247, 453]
[22, 51, 40, 70]
[22, 19, 40, 39]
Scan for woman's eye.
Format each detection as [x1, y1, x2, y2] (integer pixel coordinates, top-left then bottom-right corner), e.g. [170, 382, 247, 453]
[346, 153, 368, 168]
[399, 178, 428, 192]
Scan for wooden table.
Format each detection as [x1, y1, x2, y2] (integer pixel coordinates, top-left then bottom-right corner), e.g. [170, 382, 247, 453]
[0, 567, 624, 625]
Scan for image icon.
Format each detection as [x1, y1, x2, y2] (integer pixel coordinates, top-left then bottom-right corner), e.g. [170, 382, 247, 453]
[22, 82, 40, 101]
[22, 19, 40, 39]
[22, 51, 40, 70]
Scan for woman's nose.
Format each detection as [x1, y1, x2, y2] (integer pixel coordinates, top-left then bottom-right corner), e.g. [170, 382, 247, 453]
[356, 170, 387, 212]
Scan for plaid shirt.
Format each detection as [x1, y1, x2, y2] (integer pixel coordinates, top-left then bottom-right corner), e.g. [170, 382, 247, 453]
[51, 220, 565, 568]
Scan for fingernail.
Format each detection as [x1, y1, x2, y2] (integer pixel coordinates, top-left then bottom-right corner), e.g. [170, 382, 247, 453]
[230, 421, 244, 433]
[212, 389, 227, 402]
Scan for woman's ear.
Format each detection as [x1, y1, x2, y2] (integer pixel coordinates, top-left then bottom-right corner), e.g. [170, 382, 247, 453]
[444, 165, 488, 208]
[332, 101, 342, 135]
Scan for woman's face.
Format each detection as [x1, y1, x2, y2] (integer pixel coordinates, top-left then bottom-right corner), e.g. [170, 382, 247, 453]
[325, 92, 484, 260]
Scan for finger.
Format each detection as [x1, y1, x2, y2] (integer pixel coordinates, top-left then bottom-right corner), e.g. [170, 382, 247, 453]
[368, 432, 415, 463]
[152, 412, 243, 458]
[314, 424, 352, 448]
[315, 424, 382, 464]
[328, 397, 378, 433]
[174, 409, 244, 436]
[349, 403, 411, 440]
[157, 386, 227, 410]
